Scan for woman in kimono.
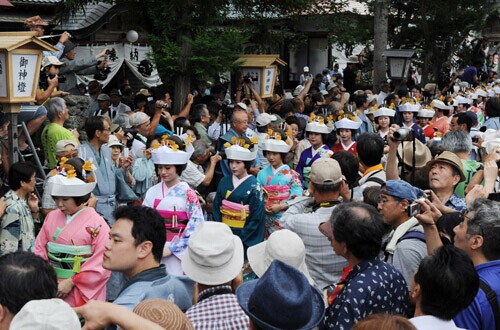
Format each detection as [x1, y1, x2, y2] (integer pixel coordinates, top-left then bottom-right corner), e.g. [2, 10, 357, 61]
[34, 157, 110, 307]
[373, 105, 396, 157]
[416, 107, 436, 142]
[331, 115, 362, 156]
[257, 130, 302, 236]
[399, 99, 426, 143]
[295, 113, 334, 189]
[213, 136, 265, 255]
[142, 135, 204, 275]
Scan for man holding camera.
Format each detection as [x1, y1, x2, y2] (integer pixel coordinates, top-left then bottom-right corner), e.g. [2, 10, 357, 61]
[378, 180, 428, 288]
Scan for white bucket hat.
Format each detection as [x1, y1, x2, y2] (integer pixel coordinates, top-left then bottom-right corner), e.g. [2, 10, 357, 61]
[10, 299, 80, 330]
[106, 134, 124, 149]
[182, 222, 244, 285]
[247, 229, 314, 285]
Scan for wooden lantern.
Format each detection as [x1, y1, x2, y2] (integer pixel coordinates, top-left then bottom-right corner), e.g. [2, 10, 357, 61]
[236, 55, 287, 98]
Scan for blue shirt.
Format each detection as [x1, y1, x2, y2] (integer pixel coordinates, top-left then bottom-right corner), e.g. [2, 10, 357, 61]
[444, 193, 466, 211]
[454, 260, 500, 330]
[321, 259, 410, 330]
[462, 66, 477, 85]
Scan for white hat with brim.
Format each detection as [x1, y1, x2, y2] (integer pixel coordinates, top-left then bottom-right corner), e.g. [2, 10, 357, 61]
[106, 134, 124, 149]
[400, 103, 420, 113]
[182, 222, 244, 286]
[262, 139, 292, 153]
[432, 100, 452, 111]
[493, 86, 500, 95]
[225, 144, 258, 161]
[475, 89, 488, 98]
[335, 117, 362, 130]
[151, 145, 194, 165]
[482, 138, 500, 155]
[247, 229, 314, 285]
[417, 109, 435, 118]
[373, 107, 395, 118]
[48, 175, 96, 197]
[41, 56, 64, 69]
[306, 121, 331, 134]
[293, 85, 304, 97]
[10, 299, 81, 330]
[456, 95, 472, 105]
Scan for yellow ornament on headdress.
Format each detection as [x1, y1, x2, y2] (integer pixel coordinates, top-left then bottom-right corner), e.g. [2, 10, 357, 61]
[275, 133, 282, 140]
[231, 137, 238, 144]
[60, 157, 68, 165]
[66, 169, 76, 179]
[285, 130, 292, 137]
[82, 161, 93, 172]
[223, 142, 231, 148]
[152, 141, 161, 149]
[250, 136, 259, 144]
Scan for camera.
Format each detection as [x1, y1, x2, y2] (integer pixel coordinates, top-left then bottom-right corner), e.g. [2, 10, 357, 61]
[221, 103, 234, 118]
[39, 72, 66, 90]
[243, 75, 258, 84]
[472, 136, 479, 143]
[406, 202, 421, 217]
[393, 128, 413, 141]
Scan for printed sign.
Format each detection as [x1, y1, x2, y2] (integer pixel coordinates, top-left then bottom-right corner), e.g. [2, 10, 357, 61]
[12, 53, 37, 97]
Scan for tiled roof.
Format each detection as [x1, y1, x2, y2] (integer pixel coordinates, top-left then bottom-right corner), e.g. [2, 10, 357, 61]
[56, 2, 114, 30]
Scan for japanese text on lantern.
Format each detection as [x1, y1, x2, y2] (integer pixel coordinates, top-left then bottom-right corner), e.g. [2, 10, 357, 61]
[12, 54, 37, 98]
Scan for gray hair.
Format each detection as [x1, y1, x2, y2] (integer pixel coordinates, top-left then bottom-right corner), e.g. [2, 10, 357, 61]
[441, 130, 472, 153]
[191, 139, 209, 159]
[467, 198, 500, 260]
[329, 101, 342, 112]
[45, 97, 66, 122]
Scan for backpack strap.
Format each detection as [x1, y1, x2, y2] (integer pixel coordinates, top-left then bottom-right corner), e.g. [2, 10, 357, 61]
[479, 279, 500, 330]
[396, 231, 426, 245]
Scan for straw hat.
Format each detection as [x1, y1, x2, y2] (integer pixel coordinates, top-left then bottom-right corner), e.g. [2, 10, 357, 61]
[133, 299, 193, 330]
[397, 140, 432, 168]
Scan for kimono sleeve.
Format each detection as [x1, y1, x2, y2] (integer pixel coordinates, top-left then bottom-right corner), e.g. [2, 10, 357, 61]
[240, 183, 265, 249]
[169, 188, 205, 256]
[132, 158, 150, 182]
[288, 170, 303, 199]
[71, 218, 111, 302]
[295, 151, 307, 180]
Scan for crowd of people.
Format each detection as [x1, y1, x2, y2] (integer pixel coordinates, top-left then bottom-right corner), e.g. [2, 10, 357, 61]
[0, 14, 499, 330]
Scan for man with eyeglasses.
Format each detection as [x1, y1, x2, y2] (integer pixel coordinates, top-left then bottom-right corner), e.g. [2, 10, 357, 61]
[416, 198, 500, 330]
[378, 180, 428, 288]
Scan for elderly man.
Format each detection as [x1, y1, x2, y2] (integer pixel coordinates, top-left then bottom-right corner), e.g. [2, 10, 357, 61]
[441, 130, 481, 197]
[216, 109, 259, 178]
[189, 104, 212, 147]
[427, 151, 466, 211]
[416, 198, 500, 330]
[41, 97, 79, 169]
[320, 202, 410, 329]
[129, 112, 152, 160]
[378, 180, 428, 288]
[180, 140, 221, 191]
[279, 158, 348, 290]
[109, 89, 131, 116]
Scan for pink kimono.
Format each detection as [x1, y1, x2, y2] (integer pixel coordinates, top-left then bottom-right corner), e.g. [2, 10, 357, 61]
[34, 207, 111, 307]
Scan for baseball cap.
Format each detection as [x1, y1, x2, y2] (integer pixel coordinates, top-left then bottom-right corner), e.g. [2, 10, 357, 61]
[97, 93, 110, 101]
[303, 66, 310, 72]
[310, 158, 344, 184]
[55, 140, 77, 154]
[382, 180, 423, 201]
[256, 113, 277, 127]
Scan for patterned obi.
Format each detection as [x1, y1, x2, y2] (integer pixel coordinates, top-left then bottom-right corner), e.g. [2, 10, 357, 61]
[221, 199, 250, 229]
[47, 242, 93, 279]
[154, 199, 188, 242]
[263, 185, 290, 208]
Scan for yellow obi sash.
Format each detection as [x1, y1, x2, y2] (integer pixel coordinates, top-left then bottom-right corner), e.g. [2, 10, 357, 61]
[221, 199, 250, 229]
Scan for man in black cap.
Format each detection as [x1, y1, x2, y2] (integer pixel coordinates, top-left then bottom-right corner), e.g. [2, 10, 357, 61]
[110, 89, 131, 117]
[59, 42, 108, 95]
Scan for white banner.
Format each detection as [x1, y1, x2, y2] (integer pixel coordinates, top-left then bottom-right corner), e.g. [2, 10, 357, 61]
[73, 43, 162, 88]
